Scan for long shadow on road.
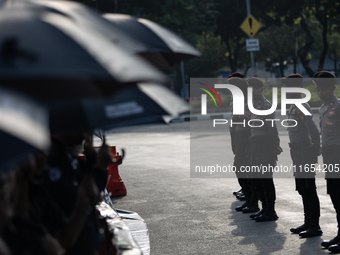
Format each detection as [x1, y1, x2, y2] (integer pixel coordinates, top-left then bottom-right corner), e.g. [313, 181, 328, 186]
[229, 201, 286, 255]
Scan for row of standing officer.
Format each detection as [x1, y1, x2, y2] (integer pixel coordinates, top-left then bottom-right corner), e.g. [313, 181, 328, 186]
[229, 74, 281, 222]
[229, 71, 340, 252]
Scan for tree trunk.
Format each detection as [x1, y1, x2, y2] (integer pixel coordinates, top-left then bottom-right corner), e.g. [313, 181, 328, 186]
[232, 36, 243, 73]
[221, 34, 245, 73]
[223, 35, 236, 73]
[299, 15, 315, 77]
[243, 65, 251, 77]
[317, 4, 329, 71]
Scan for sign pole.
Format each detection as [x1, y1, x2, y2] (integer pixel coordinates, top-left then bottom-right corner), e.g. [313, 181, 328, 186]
[246, 0, 255, 77]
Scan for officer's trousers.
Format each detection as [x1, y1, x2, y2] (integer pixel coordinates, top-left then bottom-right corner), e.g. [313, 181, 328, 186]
[250, 135, 277, 212]
[323, 147, 340, 230]
[295, 178, 320, 225]
[328, 179, 340, 229]
[234, 130, 257, 205]
[290, 145, 320, 225]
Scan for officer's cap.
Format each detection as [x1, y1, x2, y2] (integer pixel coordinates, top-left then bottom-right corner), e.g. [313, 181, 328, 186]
[228, 72, 244, 79]
[228, 77, 248, 91]
[247, 77, 264, 88]
[227, 72, 244, 84]
[313, 71, 336, 87]
[281, 73, 303, 87]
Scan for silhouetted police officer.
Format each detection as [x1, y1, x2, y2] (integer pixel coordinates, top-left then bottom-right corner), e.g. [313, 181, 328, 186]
[282, 74, 322, 238]
[247, 77, 282, 222]
[229, 72, 246, 200]
[229, 76, 259, 213]
[47, 133, 112, 255]
[314, 71, 340, 252]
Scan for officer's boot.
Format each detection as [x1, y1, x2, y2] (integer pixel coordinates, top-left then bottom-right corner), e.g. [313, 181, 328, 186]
[242, 202, 259, 213]
[233, 188, 242, 196]
[299, 218, 322, 238]
[328, 242, 340, 253]
[327, 232, 340, 252]
[235, 178, 248, 210]
[250, 200, 265, 219]
[290, 218, 310, 234]
[235, 201, 248, 211]
[290, 196, 310, 234]
[323, 229, 340, 249]
[299, 193, 322, 237]
[254, 202, 278, 222]
[242, 188, 259, 213]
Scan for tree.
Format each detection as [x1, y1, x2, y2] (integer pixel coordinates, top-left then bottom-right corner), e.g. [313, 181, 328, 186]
[212, 0, 305, 74]
[184, 33, 228, 78]
[256, 24, 296, 77]
[311, 0, 340, 71]
[328, 25, 340, 76]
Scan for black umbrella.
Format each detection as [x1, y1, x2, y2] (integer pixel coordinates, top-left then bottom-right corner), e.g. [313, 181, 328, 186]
[14, 0, 147, 54]
[49, 83, 189, 134]
[0, 8, 167, 102]
[14, 1, 201, 69]
[0, 87, 50, 172]
[102, 14, 202, 68]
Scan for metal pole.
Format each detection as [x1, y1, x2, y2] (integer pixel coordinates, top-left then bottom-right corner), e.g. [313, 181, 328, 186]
[246, 0, 255, 77]
[180, 61, 186, 98]
[178, 29, 186, 98]
[250, 51, 255, 77]
[246, 0, 250, 15]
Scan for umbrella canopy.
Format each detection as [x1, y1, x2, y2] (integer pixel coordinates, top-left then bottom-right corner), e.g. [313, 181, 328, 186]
[49, 83, 189, 134]
[0, 8, 167, 102]
[11, 1, 201, 69]
[0, 87, 50, 172]
[15, 0, 147, 54]
[102, 14, 202, 68]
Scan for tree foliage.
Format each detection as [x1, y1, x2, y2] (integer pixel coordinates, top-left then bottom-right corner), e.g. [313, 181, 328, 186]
[77, 0, 340, 80]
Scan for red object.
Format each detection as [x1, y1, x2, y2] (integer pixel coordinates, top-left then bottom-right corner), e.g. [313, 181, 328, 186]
[79, 146, 127, 197]
[98, 223, 117, 255]
[106, 146, 127, 197]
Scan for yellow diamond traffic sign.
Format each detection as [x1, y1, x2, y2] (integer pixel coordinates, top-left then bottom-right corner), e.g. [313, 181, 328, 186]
[240, 14, 261, 38]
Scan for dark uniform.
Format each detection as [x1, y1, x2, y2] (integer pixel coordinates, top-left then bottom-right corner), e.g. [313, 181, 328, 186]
[231, 101, 259, 212]
[228, 72, 247, 200]
[288, 104, 322, 236]
[47, 140, 107, 255]
[320, 97, 340, 248]
[3, 216, 50, 255]
[230, 93, 259, 213]
[282, 74, 322, 237]
[313, 71, 340, 252]
[247, 78, 280, 222]
[3, 172, 66, 255]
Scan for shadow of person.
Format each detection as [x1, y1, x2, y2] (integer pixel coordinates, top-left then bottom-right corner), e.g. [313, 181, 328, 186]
[229, 201, 287, 255]
[299, 236, 327, 255]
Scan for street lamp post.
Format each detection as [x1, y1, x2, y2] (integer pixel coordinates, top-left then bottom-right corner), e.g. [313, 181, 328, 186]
[246, 0, 255, 77]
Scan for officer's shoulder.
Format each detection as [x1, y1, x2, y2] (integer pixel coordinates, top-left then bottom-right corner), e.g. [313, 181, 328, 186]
[320, 102, 326, 111]
[335, 97, 340, 106]
[300, 103, 312, 115]
[262, 97, 272, 109]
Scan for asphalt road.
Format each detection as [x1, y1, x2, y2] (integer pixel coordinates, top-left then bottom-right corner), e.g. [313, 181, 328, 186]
[95, 117, 337, 255]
